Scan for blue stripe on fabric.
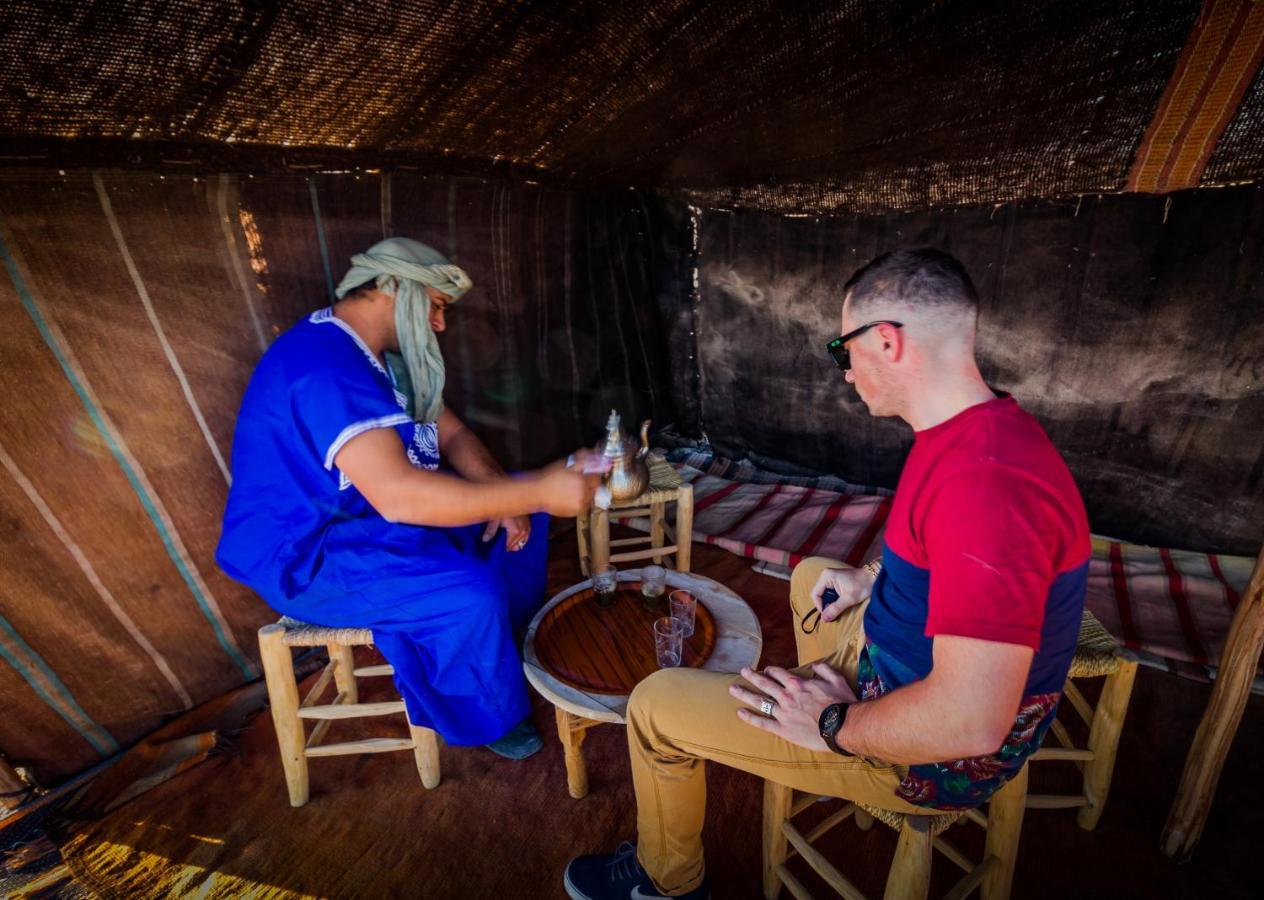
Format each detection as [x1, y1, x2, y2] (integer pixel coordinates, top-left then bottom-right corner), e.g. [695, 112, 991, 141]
[309, 178, 335, 300]
[0, 234, 254, 677]
[0, 614, 118, 755]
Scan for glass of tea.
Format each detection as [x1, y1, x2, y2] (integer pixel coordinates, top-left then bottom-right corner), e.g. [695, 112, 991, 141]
[653, 616, 684, 668]
[641, 564, 667, 609]
[669, 589, 697, 637]
[592, 564, 618, 609]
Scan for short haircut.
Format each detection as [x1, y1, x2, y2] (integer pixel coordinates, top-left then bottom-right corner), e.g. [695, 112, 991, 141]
[844, 247, 979, 319]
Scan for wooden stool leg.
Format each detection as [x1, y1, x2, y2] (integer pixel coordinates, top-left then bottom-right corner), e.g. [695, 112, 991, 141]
[409, 724, 441, 789]
[1078, 659, 1138, 830]
[591, 507, 611, 577]
[981, 764, 1028, 900]
[556, 707, 591, 799]
[650, 500, 666, 564]
[577, 509, 592, 576]
[329, 642, 358, 704]
[762, 780, 794, 900]
[675, 485, 693, 573]
[884, 816, 932, 900]
[258, 624, 309, 808]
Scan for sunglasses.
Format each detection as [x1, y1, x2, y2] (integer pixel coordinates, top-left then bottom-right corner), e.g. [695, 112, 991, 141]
[825, 320, 903, 371]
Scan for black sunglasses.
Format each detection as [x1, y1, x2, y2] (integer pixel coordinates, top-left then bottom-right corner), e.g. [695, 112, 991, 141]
[825, 321, 903, 371]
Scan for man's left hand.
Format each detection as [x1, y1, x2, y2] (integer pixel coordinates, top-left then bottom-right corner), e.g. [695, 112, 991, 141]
[730, 662, 859, 752]
[483, 515, 532, 551]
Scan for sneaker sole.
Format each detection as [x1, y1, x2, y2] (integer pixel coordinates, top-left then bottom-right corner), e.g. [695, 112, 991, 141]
[562, 867, 594, 900]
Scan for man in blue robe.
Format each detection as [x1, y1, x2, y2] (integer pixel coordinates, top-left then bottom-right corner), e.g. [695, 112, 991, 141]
[217, 238, 599, 759]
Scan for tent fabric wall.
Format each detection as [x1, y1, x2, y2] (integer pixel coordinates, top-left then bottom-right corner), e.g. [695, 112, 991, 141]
[10, 1, 1262, 215]
[686, 185, 1264, 556]
[0, 171, 688, 784]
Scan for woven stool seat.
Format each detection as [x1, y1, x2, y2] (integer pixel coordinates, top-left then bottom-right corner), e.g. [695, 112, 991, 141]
[857, 802, 961, 837]
[275, 616, 374, 648]
[1069, 609, 1130, 678]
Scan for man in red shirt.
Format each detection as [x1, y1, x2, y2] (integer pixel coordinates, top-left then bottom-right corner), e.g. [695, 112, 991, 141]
[564, 248, 1089, 900]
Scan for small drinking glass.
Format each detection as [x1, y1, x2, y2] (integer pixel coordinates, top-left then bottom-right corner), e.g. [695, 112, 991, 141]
[669, 589, 697, 637]
[641, 565, 667, 606]
[593, 563, 618, 609]
[653, 616, 684, 668]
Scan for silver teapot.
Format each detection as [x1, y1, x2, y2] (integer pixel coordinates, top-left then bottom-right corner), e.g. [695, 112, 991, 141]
[601, 410, 651, 502]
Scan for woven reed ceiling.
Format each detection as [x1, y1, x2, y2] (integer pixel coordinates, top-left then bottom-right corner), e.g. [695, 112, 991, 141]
[2, 0, 1262, 212]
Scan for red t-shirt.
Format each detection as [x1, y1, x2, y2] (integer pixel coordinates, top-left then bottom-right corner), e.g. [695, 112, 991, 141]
[864, 396, 1090, 695]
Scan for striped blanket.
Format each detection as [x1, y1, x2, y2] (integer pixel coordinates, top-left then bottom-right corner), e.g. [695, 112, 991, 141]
[616, 450, 1260, 686]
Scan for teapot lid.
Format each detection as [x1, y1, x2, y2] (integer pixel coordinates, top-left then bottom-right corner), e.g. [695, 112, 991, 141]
[602, 410, 625, 457]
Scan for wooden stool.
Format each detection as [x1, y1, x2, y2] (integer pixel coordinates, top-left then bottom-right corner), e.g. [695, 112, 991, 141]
[577, 457, 694, 576]
[763, 764, 1029, 900]
[257, 617, 440, 808]
[1027, 609, 1138, 829]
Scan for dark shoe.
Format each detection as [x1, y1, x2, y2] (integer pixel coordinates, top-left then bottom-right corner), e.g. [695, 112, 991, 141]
[485, 718, 543, 760]
[564, 841, 709, 900]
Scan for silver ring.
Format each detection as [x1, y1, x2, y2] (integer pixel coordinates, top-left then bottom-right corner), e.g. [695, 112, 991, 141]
[759, 699, 775, 717]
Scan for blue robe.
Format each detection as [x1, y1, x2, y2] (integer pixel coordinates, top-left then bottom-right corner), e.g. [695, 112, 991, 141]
[217, 308, 546, 745]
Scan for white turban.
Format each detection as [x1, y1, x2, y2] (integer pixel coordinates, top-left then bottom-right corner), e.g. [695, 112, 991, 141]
[334, 237, 472, 423]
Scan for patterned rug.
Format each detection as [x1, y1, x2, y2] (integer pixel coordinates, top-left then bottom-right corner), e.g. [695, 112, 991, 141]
[616, 450, 1260, 688]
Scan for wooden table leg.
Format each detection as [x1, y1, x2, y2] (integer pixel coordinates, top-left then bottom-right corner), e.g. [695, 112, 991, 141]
[650, 500, 666, 564]
[591, 507, 611, 576]
[577, 509, 592, 576]
[555, 707, 598, 799]
[1161, 543, 1264, 860]
[675, 485, 694, 573]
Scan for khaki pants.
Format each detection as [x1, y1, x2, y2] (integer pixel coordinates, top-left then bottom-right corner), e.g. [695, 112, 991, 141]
[627, 557, 924, 895]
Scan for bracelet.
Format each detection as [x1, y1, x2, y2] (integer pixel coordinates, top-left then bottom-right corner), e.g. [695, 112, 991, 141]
[862, 559, 883, 579]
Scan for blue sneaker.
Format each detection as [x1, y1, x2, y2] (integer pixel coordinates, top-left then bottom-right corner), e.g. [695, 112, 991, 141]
[564, 842, 709, 899]
[484, 718, 543, 760]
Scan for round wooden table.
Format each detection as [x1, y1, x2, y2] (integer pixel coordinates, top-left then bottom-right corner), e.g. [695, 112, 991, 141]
[523, 567, 763, 799]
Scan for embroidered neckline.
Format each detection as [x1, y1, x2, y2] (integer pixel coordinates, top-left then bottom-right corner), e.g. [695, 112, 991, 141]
[310, 307, 387, 377]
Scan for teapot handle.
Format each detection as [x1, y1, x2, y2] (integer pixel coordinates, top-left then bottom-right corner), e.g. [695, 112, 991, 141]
[637, 419, 652, 458]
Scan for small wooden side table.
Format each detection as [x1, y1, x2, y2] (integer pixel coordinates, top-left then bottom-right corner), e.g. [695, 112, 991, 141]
[523, 568, 762, 799]
[576, 456, 694, 575]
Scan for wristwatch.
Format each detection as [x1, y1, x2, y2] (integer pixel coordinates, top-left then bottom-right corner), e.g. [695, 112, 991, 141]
[818, 702, 853, 756]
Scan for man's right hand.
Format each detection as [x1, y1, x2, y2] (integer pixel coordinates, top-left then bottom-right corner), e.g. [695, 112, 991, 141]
[534, 462, 601, 517]
[811, 566, 876, 624]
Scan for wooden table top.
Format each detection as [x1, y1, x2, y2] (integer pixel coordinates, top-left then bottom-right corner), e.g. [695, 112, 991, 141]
[534, 584, 719, 694]
[523, 568, 763, 724]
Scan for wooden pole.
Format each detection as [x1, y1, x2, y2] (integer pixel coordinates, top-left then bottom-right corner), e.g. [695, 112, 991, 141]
[1162, 542, 1264, 861]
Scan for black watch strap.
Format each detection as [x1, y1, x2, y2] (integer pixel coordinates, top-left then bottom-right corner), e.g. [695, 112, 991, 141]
[818, 702, 853, 756]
